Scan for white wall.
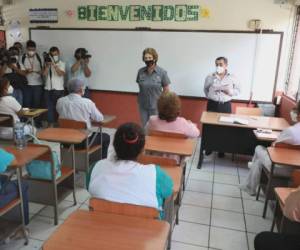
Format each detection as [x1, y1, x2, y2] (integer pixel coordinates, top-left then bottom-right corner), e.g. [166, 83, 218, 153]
[2, 0, 297, 91]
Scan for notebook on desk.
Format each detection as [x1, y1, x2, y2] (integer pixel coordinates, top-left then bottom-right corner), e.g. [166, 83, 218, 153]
[219, 116, 249, 125]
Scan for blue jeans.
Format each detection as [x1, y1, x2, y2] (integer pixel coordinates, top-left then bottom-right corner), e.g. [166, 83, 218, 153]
[23, 85, 43, 108]
[44, 90, 64, 123]
[12, 89, 23, 105]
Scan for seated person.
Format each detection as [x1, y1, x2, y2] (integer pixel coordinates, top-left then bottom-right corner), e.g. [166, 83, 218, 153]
[255, 231, 300, 250]
[145, 92, 200, 138]
[89, 122, 173, 215]
[240, 101, 300, 196]
[56, 78, 110, 158]
[0, 77, 34, 139]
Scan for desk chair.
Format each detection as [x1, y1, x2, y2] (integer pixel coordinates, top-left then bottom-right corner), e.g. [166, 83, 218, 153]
[0, 113, 15, 145]
[89, 197, 172, 249]
[256, 143, 300, 218]
[58, 118, 102, 175]
[147, 129, 188, 190]
[235, 107, 263, 116]
[271, 170, 300, 233]
[24, 144, 76, 225]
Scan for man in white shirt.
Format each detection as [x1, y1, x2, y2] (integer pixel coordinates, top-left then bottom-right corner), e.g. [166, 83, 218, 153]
[204, 57, 240, 113]
[42, 47, 65, 126]
[21, 40, 43, 109]
[204, 56, 240, 157]
[56, 78, 110, 158]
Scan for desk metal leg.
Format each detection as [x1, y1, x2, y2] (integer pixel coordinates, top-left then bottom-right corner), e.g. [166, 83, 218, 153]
[100, 126, 103, 160]
[197, 140, 204, 169]
[263, 163, 274, 218]
[71, 144, 77, 206]
[16, 168, 29, 245]
[271, 201, 278, 232]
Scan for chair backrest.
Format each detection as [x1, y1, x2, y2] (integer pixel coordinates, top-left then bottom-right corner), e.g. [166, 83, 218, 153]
[0, 113, 14, 127]
[89, 198, 159, 219]
[137, 154, 178, 166]
[236, 107, 263, 116]
[58, 118, 87, 129]
[148, 129, 187, 139]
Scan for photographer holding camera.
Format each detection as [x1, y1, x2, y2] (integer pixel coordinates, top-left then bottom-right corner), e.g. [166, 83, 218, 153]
[69, 48, 91, 98]
[20, 40, 43, 109]
[3, 46, 28, 105]
[42, 46, 65, 127]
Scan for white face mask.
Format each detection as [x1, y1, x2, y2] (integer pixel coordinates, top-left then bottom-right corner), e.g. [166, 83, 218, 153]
[52, 55, 59, 62]
[290, 110, 298, 123]
[27, 51, 35, 57]
[216, 66, 225, 74]
[14, 55, 19, 61]
[7, 85, 14, 94]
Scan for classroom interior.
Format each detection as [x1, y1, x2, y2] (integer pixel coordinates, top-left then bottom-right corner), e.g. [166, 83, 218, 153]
[0, 0, 300, 250]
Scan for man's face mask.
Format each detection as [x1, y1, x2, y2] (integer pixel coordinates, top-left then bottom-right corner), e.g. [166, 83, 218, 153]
[52, 55, 59, 62]
[27, 50, 35, 57]
[145, 60, 155, 67]
[216, 66, 225, 74]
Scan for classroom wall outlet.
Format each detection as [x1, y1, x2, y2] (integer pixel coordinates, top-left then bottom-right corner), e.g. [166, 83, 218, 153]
[248, 19, 262, 30]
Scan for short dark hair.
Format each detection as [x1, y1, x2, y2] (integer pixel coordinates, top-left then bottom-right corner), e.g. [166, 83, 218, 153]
[113, 123, 145, 161]
[215, 56, 228, 65]
[13, 42, 22, 47]
[26, 40, 36, 48]
[49, 46, 59, 54]
[158, 92, 181, 122]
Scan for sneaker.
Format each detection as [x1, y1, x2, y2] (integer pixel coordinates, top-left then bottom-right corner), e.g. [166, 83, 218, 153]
[247, 161, 253, 169]
[239, 184, 256, 196]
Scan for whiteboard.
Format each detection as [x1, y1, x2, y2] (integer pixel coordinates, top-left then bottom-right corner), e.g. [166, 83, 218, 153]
[30, 29, 282, 102]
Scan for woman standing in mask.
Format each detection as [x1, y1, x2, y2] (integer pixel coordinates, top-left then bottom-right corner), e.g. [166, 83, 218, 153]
[240, 102, 300, 196]
[42, 46, 65, 127]
[136, 48, 171, 127]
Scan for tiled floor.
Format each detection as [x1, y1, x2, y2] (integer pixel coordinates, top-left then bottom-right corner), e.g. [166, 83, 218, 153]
[1, 131, 275, 250]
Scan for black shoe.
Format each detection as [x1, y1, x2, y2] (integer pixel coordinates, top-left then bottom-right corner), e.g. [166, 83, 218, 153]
[205, 150, 212, 156]
[218, 152, 225, 158]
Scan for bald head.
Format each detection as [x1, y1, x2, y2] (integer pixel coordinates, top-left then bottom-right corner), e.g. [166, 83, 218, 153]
[67, 78, 85, 94]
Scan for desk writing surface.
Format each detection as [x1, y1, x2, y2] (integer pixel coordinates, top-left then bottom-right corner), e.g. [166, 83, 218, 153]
[43, 210, 169, 250]
[37, 128, 87, 144]
[2, 145, 48, 168]
[201, 112, 289, 131]
[268, 147, 300, 167]
[145, 135, 196, 156]
[20, 108, 47, 118]
[275, 187, 297, 206]
[92, 115, 116, 126]
[254, 130, 281, 142]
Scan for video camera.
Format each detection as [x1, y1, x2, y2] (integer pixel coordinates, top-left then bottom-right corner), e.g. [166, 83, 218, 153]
[43, 52, 52, 63]
[75, 48, 92, 60]
[0, 48, 18, 66]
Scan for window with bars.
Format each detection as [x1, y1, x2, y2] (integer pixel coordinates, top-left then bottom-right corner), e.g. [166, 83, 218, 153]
[286, 7, 300, 100]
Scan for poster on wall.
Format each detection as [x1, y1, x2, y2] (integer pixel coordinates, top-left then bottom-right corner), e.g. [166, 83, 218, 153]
[77, 5, 211, 22]
[29, 8, 58, 23]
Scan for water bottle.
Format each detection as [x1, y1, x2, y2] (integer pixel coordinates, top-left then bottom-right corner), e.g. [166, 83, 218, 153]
[14, 122, 26, 149]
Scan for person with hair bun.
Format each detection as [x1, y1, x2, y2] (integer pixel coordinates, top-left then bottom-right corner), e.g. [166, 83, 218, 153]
[89, 122, 173, 214]
[136, 48, 171, 127]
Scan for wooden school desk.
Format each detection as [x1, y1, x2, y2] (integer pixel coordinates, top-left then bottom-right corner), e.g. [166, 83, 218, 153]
[197, 112, 289, 168]
[20, 109, 47, 129]
[42, 210, 170, 250]
[36, 128, 87, 202]
[271, 187, 296, 232]
[262, 147, 300, 218]
[1, 145, 49, 245]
